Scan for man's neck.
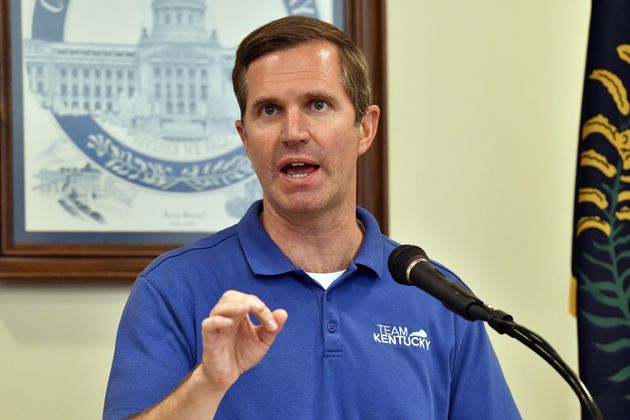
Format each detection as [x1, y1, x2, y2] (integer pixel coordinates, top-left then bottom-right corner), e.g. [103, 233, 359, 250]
[260, 202, 364, 273]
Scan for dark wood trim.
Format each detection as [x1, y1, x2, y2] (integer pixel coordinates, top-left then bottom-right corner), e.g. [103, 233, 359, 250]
[0, 0, 388, 280]
[347, 0, 388, 234]
[0, 0, 15, 267]
[0, 256, 148, 279]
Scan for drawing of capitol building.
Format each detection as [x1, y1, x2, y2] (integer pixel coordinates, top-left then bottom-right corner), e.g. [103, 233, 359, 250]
[23, 0, 237, 140]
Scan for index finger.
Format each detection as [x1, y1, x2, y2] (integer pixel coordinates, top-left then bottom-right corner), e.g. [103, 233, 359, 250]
[216, 291, 279, 332]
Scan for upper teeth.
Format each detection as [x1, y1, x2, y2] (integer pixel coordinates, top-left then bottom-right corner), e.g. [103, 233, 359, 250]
[291, 163, 304, 166]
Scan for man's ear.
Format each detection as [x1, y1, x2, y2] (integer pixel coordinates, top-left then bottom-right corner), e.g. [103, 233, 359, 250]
[235, 120, 250, 158]
[358, 105, 380, 156]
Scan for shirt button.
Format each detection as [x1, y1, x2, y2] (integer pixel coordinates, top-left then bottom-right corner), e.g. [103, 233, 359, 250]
[327, 322, 337, 333]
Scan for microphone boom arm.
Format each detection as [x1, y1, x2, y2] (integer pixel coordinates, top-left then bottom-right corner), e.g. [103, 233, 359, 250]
[489, 317, 603, 420]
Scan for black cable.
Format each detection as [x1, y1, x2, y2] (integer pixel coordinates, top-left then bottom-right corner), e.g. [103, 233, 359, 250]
[489, 317, 603, 420]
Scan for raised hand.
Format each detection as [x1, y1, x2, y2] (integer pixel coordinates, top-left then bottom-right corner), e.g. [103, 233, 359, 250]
[200, 290, 288, 392]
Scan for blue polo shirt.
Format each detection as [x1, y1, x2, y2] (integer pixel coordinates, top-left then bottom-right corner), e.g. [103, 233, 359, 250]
[104, 201, 520, 419]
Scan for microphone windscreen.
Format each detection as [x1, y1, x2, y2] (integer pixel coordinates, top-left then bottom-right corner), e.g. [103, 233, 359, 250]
[388, 245, 428, 285]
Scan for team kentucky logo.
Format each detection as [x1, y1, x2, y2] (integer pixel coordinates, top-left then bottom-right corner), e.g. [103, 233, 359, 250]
[372, 324, 431, 350]
[574, 43, 630, 392]
[23, 0, 320, 193]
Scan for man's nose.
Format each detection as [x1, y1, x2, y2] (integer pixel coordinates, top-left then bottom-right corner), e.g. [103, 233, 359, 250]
[281, 108, 309, 145]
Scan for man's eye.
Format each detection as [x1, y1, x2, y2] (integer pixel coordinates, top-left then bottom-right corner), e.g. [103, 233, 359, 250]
[312, 101, 327, 111]
[263, 105, 276, 115]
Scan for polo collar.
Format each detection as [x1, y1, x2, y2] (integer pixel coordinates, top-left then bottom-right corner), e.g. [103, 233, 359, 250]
[237, 200, 383, 277]
[354, 205, 383, 277]
[237, 201, 295, 276]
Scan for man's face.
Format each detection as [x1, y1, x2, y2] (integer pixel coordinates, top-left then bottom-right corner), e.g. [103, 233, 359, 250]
[236, 41, 379, 218]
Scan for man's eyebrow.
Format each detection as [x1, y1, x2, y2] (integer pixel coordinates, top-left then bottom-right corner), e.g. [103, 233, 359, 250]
[249, 96, 278, 111]
[302, 91, 337, 104]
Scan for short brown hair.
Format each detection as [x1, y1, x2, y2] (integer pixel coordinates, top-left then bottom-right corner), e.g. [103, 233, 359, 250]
[232, 16, 372, 124]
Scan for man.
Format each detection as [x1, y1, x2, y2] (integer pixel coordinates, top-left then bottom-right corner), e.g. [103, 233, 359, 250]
[104, 16, 520, 419]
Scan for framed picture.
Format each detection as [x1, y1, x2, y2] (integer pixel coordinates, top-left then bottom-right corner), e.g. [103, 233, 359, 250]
[0, 0, 387, 280]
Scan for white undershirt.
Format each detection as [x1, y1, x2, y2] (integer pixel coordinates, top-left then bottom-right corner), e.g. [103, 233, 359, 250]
[306, 270, 346, 289]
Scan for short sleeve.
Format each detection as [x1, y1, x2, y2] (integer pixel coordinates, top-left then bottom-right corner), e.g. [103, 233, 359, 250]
[103, 276, 196, 420]
[448, 317, 521, 419]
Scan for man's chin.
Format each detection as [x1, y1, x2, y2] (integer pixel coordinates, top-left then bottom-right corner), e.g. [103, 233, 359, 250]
[281, 201, 324, 215]
[265, 195, 328, 216]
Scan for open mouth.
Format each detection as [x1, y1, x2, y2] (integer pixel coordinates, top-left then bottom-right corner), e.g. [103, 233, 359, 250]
[281, 162, 320, 179]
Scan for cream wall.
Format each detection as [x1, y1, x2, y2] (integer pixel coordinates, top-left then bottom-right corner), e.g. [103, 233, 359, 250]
[0, 1, 591, 419]
[388, 0, 590, 419]
[0, 284, 129, 419]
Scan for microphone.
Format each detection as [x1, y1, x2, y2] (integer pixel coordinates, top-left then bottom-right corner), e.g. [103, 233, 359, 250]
[388, 244, 512, 326]
[388, 244, 603, 420]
